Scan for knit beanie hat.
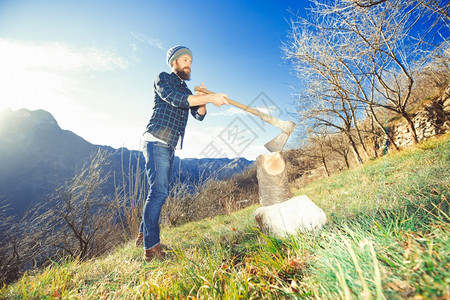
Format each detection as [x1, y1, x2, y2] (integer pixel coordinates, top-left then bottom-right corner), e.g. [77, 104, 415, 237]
[167, 46, 192, 67]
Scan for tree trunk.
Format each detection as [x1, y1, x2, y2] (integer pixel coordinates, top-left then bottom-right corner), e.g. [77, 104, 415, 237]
[401, 112, 419, 144]
[372, 135, 379, 158]
[343, 152, 350, 169]
[368, 105, 399, 151]
[321, 154, 330, 177]
[345, 132, 363, 165]
[256, 152, 292, 206]
[350, 106, 371, 160]
[354, 125, 370, 161]
[368, 112, 380, 158]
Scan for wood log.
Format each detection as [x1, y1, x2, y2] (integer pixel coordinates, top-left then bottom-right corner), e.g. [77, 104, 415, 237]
[255, 152, 327, 237]
[256, 152, 292, 206]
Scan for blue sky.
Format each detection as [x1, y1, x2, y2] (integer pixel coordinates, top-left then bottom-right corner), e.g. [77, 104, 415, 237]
[0, 0, 309, 159]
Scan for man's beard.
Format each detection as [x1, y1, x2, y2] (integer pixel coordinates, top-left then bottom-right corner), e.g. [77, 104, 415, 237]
[174, 65, 191, 81]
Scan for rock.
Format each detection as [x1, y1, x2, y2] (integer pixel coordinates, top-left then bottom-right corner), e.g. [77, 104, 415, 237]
[443, 97, 450, 114]
[254, 195, 327, 237]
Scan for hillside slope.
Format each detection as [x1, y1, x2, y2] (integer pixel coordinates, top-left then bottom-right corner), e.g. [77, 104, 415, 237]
[1, 134, 449, 299]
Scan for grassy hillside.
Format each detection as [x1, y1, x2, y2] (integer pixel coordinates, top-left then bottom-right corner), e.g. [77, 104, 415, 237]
[1, 134, 449, 299]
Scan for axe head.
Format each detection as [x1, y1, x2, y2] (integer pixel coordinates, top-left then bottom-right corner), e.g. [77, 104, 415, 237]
[264, 121, 296, 152]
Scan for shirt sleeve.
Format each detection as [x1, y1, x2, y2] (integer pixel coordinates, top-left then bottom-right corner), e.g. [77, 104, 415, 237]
[190, 106, 206, 121]
[154, 72, 191, 109]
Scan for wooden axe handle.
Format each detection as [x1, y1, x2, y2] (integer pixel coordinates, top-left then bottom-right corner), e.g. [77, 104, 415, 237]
[194, 86, 286, 130]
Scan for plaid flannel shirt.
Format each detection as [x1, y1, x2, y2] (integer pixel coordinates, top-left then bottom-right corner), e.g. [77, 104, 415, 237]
[145, 72, 205, 149]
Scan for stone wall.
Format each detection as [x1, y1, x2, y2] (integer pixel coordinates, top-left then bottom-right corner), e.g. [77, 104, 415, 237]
[389, 85, 450, 149]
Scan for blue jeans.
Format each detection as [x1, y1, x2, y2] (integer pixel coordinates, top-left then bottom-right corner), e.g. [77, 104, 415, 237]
[139, 141, 174, 249]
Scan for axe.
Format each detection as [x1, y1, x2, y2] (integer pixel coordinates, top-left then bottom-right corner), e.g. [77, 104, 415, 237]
[194, 86, 296, 152]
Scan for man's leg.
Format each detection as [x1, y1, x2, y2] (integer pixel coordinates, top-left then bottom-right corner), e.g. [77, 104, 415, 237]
[142, 141, 174, 251]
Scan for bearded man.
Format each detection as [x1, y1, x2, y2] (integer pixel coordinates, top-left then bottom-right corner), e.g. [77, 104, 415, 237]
[136, 46, 229, 262]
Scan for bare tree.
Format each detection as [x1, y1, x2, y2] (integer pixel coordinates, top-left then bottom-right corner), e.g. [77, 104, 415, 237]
[0, 201, 55, 283]
[0, 149, 151, 283]
[284, 31, 366, 164]
[353, 0, 449, 23]
[420, 0, 450, 22]
[412, 53, 450, 101]
[327, 133, 352, 169]
[0, 202, 20, 283]
[112, 148, 147, 241]
[285, 0, 449, 149]
[307, 130, 333, 177]
[35, 150, 115, 259]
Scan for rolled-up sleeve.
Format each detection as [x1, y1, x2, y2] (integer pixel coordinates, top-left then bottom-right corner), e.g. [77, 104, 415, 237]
[190, 106, 206, 121]
[155, 73, 191, 109]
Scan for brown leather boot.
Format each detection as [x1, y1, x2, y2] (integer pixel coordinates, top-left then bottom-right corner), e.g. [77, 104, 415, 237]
[135, 232, 143, 247]
[144, 244, 166, 262]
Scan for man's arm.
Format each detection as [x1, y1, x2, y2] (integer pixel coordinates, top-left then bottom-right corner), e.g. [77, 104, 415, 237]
[188, 83, 228, 118]
[196, 104, 206, 116]
[190, 104, 206, 120]
[188, 82, 228, 110]
[156, 73, 228, 110]
[187, 93, 228, 108]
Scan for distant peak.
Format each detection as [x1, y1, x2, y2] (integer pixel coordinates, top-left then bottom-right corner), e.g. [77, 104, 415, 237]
[11, 108, 58, 125]
[0, 108, 61, 131]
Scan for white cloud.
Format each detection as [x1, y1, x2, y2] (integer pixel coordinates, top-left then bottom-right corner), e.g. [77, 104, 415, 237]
[130, 32, 165, 50]
[0, 39, 129, 72]
[0, 38, 129, 110]
[148, 38, 165, 50]
[130, 32, 146, 43]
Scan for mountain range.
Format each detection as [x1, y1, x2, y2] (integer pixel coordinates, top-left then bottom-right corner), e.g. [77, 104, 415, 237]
[0, 108, 253, 218]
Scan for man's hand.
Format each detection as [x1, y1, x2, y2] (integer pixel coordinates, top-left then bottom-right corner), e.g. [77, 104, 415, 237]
[193, 82, 229, 107]
[195, 82, 208, 96]
[209, 93, 229, 107]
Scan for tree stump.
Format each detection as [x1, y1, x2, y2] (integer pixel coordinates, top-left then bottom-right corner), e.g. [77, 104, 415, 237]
[254, 152, 326, 237]
[256, 152, 292, 206]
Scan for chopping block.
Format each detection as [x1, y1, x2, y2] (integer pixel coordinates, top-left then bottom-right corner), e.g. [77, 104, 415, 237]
[254, 152, 327, 237]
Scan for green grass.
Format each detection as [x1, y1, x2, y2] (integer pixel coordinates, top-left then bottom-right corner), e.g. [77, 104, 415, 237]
[1, 134, 449, 299]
